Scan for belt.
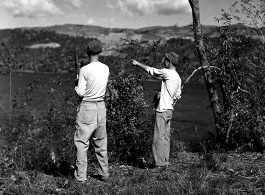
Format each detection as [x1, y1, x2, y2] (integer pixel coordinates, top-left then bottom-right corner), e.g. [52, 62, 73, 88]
[81, 100, 104, 104]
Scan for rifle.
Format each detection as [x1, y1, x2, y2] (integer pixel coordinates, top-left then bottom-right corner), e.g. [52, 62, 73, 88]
[73, 39, 83, 102]
[73, 39, 80, 80]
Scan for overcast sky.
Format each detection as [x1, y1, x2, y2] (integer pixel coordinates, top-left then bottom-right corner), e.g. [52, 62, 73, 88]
[0, 0, 239, 29]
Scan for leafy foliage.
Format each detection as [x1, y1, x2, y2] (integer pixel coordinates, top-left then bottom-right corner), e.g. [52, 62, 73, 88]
[197, 2, 265, 150]
[105, 73, 154, 164]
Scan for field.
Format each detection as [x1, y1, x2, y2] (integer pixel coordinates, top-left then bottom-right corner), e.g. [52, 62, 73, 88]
[0, 72, 215, 149]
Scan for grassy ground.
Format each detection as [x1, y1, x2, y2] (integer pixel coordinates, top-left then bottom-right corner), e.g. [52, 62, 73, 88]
[1, 150, 265, 195]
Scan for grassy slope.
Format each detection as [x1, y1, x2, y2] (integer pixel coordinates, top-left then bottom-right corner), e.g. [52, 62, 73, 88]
[1, 152, 265, 194]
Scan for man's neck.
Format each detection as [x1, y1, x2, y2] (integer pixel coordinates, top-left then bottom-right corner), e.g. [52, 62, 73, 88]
[89, 55, 99, 63]
[168, 65, 176, 71]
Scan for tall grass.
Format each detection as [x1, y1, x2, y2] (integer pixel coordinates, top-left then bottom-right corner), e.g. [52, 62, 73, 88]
[1, 150, 265, 194]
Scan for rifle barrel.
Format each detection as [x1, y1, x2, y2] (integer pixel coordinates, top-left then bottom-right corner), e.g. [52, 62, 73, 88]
[73, 39, 80, 79]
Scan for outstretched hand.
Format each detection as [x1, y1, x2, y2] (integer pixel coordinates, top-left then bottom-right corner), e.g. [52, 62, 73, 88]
[131, 59, 139, 66]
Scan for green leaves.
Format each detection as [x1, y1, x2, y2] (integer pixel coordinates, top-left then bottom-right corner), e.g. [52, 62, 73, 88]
[105, 73, 153, 164]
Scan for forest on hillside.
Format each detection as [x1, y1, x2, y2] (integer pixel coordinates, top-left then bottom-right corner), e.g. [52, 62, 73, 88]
[0, 26, 264, 83]
[0, 29, 91, 73]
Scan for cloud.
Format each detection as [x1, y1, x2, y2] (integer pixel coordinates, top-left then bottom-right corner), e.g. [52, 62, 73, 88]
[155, 0, 191, 15]
[87, 18, 95, 25]
[107, 0, 191, 16]
[2, 0, 62, 18]
[67, 0, 82, 8]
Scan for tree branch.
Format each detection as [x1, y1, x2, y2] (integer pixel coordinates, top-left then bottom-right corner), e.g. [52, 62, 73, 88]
[182, 65, 222, 88]
[0, 103, 11, 116]
[237, 86, 252, 96]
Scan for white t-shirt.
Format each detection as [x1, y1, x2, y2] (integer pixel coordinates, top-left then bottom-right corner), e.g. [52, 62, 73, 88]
[75, 61, 109, 101]
[147, 67, 181, 112]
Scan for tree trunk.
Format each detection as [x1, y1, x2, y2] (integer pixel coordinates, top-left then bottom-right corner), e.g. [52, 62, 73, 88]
[188, 0, 222, 136]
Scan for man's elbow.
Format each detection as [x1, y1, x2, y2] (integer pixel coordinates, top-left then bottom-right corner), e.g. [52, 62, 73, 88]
[75, 87, 84, 97]
[76, 92, 84, 97]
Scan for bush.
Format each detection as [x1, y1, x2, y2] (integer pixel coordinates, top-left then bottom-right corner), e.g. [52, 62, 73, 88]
[199, 11, 265, 151]
[1, 88, 79, 176]
[105, 73, 154, 165]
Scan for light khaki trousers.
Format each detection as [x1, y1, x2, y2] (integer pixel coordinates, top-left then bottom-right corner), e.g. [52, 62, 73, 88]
[153, 110, 172, 167]
[74, 101, 109, 181]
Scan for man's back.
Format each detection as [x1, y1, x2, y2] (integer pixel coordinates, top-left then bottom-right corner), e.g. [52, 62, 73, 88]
[75, 62, 109, 101]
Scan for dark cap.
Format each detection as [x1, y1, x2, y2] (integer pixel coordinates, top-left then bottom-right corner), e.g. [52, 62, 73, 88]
[165, 52, 179, 65]
[87, 40, 102, 54]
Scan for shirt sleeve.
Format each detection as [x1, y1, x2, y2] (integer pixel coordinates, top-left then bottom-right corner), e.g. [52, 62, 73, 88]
[146, 67, 168, 79]
[173, 87, 182, 100]
[75, 68, 86, 97]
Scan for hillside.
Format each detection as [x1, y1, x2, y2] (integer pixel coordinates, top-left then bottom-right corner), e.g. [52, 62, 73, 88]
[33, 24, 197, 56]
[40, 23, 263, 52]
[0, 23, 263, 73]
[1, 23, 263, 52]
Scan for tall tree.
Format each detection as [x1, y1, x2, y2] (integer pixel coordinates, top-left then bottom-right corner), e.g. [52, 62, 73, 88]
[188, 0, 222, 136]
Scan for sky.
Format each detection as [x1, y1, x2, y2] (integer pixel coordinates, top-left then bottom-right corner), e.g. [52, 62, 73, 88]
[0, 0, 240, 30]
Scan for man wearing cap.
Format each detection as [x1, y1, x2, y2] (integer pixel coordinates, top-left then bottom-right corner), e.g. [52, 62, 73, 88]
[74, 40, 109, 183]
[132, 52, 181, 171]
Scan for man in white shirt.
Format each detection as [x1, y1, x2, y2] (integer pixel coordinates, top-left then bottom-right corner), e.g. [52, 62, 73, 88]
[132, 52, 181, 171]
[74, 40, 109, 183]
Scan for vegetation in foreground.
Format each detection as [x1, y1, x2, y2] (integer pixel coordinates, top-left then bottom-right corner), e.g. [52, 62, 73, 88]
[1, 148, 265, 195]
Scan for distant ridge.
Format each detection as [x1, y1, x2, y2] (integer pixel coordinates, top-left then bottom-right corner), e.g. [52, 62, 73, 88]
[40, 23, 263, 42]
[0, 23, 263, 73]
[3, 23, 264, 42]
[0, 23, 263, 56]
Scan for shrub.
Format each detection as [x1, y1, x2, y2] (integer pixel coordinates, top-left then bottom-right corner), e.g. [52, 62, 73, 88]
[1, 87, 79, 176]
[196, 10, 265, 151]
[105, 73, 154, 165]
